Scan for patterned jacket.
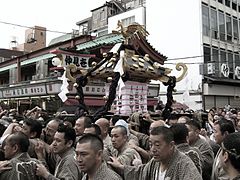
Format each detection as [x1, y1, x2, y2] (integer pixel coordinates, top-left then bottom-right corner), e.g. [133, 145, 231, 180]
[46, 148, 83, 180]
[211, 149, 230, 180]
[82, 162, 122, 180]
[0, 152, 43, 180]
[123, 149, 202, 180]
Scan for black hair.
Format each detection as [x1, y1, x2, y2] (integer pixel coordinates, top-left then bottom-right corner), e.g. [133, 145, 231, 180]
[222, 132, 240, 171]
[168, 113, 178, 121]
[84, 123, 102, 137]
[63, 116, 78, 127]
[170, 123, 188, 144]
[23, 118, 43, 138]
[77, 116, 92, 128]
[57, 125, 76, 147]
[77, 133, 103, 152]
[186, 119, 201, 130]
[214, 118, 235, 135]
[150, 126, 174, 143]
[111, 115, 120, 126]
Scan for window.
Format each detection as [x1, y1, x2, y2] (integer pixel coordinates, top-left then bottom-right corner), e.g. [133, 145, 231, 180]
[233, 17, 239, 39]
[204, 45, 211, 63]
[225, 0, 231, 7]
[79, 23, 88, 35]
[228, 51, 234, 78]
[218, 0, 223, 3]
[219, 11, 225, 41]
[220, 50, 227, 63]
[220, 50, 227, 77]
[212, 48, 219, 62]
[238, 0, 240, 12]
[213, 48, 219, 73]
[232, 0, 237, 10]
[235, 53, 240, 67]
[202, 5, 210, 36]
[226, 15, 232, 42]
[122, 16, 135, 27]
[211, 8, 218, 39]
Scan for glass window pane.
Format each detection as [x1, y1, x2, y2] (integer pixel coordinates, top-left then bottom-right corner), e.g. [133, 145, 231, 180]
[202, 5, 210, 36]
[204, 46, 211, 63]
[232, 0, 237, 10]
[225, 0, 231, 7]
[213, 48, 219, 74]
[220, 50, 227, 77]
[212, 48, 219, 62]
[219, 12, 225, 41]
[211, 9, 218, 39]
[228, 52, 234, 78]
[228, 52, 233, 71]
[226, 15, 232, 41]
[221, 50, 227, 63]
[233, 18, 239, 39]
[235, 53, 240, 66]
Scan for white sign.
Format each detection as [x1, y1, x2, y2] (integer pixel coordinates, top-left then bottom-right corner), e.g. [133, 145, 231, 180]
[221, 63, 229, 77]
[62, 54, 89, 68]
[235, 66, 240, 79]
[2, 85, 46, 98]
[207, 63, 215, 74]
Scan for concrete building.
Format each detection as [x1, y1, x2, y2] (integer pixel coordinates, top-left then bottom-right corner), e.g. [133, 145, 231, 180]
[17, 26, 46, 53]
[0, 0, 161, 114]
[77, 0, 146, 37]
[146, 0, 240, 110]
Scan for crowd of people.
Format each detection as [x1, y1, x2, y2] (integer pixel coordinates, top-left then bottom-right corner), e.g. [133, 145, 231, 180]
[0, 104, 239, 180]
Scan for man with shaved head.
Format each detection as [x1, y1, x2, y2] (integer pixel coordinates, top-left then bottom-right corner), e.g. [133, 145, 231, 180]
[76, 134, 122, 180]
[110, 125, 142, 166]
[131, 119, 167, 151]
[129, 119, 167, 162]
[95, 118, 111, 148]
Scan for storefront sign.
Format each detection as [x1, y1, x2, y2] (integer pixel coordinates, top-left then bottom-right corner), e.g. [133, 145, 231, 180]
[50, 49, 95, 69]
[62, 54, 89, 68]
[68, 84, 106, 96]
[221, 63, 229, 77]
[2, 85, 46, 98]
[235, 66, 240, 79]
[0, 81, 159, 100]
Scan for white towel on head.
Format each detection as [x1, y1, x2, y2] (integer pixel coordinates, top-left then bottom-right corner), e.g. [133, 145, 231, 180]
[115, 119, 129, 136]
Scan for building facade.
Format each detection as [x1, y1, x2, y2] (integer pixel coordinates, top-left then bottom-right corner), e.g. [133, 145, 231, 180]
[0, 0, 162, 115]
[147, 0, 240, 110]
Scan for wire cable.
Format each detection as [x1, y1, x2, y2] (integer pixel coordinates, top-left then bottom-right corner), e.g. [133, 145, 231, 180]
[0, 20, 71, 35]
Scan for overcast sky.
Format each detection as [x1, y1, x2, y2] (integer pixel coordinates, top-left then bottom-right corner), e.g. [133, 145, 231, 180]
[0, 0, 107, 49]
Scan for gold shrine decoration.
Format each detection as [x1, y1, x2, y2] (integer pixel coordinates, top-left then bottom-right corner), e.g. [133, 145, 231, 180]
[158, 63, 188, 83]
[65, 64, 78, 83]
[175, 63, 188, 82]
[112, 20, 149, 43]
